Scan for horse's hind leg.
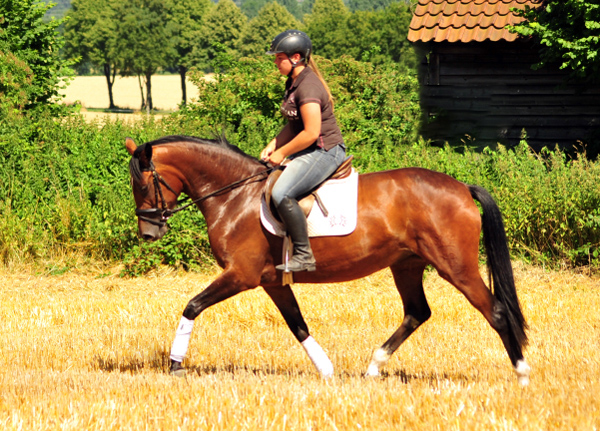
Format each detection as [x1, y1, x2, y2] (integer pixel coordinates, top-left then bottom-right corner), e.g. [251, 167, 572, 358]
[263, 284, 334, 378]
[436, 262, 531, 385]
[366, 258, 431, 377]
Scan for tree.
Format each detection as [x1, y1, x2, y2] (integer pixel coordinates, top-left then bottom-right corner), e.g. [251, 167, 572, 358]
[63, 0, 120, 109]
[0, 41, 32, 119]
[370, 1, 416, 69]
[304, 0, 350, 59]
[114, 0, 176, 111]
[303, 1, 415, 69]
[192, 0, 248, 70]
[347, 0, 393, 12]
[0, 0, 73, 112]
[275, 0, 308, 21]
[240, 0, 267, 19]
[510, 0, 600, 82]
[240, 1, 302, 58]
[170, 0, 214, 106]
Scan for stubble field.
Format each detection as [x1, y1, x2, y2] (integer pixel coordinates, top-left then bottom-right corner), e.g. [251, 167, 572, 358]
[1, 263, 599, 430]
[59, 75, 200, 121]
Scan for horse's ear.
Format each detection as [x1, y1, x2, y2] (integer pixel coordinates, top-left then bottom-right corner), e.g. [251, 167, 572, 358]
[144, 143, 153, 161]
[136, 143, 153, 169]
[125, 137, 137, 155]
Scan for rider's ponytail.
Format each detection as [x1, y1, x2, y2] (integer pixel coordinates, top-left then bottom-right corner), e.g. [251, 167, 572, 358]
[307, 56, 335, 112]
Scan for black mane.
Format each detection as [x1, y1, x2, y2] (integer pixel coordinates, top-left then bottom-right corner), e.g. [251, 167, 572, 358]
[129, 135, 260, 182]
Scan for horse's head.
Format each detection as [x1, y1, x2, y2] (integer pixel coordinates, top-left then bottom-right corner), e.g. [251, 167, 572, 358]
[126, 137, 182, 241]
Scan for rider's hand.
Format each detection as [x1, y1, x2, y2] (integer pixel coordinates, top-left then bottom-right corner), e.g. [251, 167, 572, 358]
[261, 140, 276, 161]
[267, 150, 286, 166]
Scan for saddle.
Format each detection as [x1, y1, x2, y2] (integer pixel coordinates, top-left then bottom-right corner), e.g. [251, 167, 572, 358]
[264, 155, 354, 221]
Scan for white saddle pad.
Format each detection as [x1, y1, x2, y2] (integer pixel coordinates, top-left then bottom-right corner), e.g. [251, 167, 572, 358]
[260, 169, 359, 238]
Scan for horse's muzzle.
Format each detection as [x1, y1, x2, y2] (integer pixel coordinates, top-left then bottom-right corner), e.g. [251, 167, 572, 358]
[138, 219, 168, 241]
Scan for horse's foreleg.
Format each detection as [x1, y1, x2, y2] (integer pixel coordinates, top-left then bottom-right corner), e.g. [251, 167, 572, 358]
[263, 285, 334, 378]
[366, 260, 430, 377]
[170, 270, 253, 376]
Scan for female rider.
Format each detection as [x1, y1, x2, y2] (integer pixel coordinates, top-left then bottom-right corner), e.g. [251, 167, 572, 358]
[261, 30, 346, 272]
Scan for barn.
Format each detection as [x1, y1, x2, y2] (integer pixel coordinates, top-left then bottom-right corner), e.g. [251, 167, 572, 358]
[408, 0, 600, 154]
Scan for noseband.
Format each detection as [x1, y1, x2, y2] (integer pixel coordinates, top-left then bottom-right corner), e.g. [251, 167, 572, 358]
[134, 161, 179, 227]
[135, 161, 272, 227]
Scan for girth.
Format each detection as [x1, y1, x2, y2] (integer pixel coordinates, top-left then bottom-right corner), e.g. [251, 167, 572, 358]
[264, 155, 353, 221]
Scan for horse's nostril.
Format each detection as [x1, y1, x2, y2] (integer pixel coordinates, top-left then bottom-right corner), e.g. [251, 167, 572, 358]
[142, 234, 155, 241]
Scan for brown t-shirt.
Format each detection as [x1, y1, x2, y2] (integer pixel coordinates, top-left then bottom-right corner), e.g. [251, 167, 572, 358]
[280, 67, 344, 151]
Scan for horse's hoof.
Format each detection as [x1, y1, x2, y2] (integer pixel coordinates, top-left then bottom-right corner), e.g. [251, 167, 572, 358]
[365, 367, 381, 378]
[170, 360, 187, 378]
[170, 368, 187, 378]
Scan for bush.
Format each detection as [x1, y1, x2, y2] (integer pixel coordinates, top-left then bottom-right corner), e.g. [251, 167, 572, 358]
[179, 55, 421, 164]
[0, 55, 599, 274]
[393, 139, 600, 268]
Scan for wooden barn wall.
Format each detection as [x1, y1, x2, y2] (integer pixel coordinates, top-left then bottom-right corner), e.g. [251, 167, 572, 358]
[416, 41, 600, 151]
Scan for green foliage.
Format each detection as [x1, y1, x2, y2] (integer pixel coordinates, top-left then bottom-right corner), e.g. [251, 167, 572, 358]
[304, 0, 350, 60]
[347, 0, 395, 12]
[182, 55, 284, 155]
[63, 0, 117, 67]
[479, 143, 600, 267]
[240, 1, 302, 58]
[180, 55, 421, 161]
[276, 0, 312, 21]
[510, 0, 600, 82]
[0, 0, 74, 112]
[238, 0, 312, 21]
[191, 0, 248, 71]
[0, 47, 32, 117]
[63, 0, 120, 107]
[320, 57, 421, 169]
[170, 0, 214, 70]
[1, 38, 599, 273]
[368, 1, 417, 69]
[0, 110, 215, 269]
[114, 0, 177, 110]
[240, 0, 267, 19]
[121, 210, 213, 276]
[301, 0, 416, 69]
[44, 0, 70, 20]
[390, 140, 600, 268]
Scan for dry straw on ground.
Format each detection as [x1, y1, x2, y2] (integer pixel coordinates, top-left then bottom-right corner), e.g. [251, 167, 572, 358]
[1, 263, 599, 430]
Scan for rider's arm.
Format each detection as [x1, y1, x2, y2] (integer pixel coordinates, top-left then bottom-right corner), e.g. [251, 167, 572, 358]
[269, 103, 321, 164]
[261, 123, 295, 160]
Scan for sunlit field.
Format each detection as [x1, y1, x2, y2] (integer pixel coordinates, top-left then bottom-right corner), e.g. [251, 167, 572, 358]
[59, 75, 201, 121]
[1, 263, 599, 430]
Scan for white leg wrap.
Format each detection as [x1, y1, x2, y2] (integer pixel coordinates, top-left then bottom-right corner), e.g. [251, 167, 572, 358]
[170, 317, 194, 363]
[301, 336, 334, 378]
[515, 359, 531, 387]
[365, 348, 391, 377]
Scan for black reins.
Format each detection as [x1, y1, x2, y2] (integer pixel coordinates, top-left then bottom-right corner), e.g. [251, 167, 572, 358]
[135, 161, 273, 227]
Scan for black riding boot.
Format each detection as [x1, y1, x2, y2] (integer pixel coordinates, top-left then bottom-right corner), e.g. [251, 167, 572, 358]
[275, 197, 316, 272]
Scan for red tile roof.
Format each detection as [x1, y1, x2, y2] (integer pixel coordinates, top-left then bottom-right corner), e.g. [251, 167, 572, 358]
[408, 0, 541, 43]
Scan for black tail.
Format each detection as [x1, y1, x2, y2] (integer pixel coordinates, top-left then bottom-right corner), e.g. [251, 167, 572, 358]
[469, 185, 528, 356]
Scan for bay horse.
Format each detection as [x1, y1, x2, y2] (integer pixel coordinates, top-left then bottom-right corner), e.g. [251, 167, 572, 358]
[125, 135, 530, 385]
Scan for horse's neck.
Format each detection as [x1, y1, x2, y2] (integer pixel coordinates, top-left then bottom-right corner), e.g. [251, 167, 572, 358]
[165, 143, 264, 207]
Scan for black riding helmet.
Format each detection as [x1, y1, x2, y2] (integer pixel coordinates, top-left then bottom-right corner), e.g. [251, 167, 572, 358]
[266, 30, 312, 63]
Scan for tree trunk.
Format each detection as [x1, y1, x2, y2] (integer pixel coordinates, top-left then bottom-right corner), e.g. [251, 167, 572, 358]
[137, 74, 146, 111]
[179, 65, 187, 107]
[145, 72, 153, 113]
[103, 63, 117, 109]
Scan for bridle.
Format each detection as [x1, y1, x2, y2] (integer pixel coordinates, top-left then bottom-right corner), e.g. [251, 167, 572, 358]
[135, 161, 273, 227]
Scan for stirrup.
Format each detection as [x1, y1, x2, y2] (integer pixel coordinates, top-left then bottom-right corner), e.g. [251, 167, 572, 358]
[276, 255, 316, 272]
